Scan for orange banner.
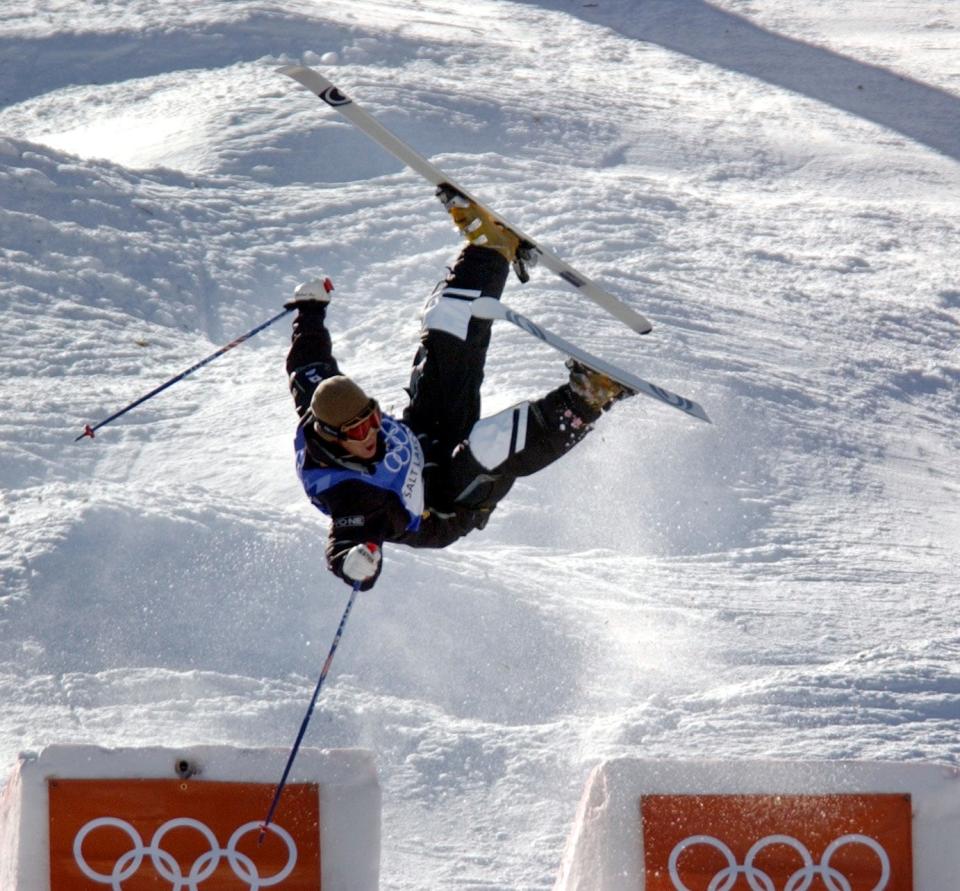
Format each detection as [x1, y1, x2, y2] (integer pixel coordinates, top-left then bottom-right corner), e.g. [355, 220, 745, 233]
[49, 778, 320, 890]
[641, 792, 913, 891]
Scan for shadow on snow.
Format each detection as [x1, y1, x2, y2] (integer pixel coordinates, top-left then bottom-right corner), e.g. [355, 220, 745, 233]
[530, 0, 960, 162]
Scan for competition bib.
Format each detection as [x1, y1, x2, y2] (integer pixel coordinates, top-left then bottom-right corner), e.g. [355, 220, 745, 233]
[296, 415, 425, 532]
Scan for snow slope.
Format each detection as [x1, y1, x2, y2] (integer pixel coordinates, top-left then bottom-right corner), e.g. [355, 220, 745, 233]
[1, 1, 959, 887]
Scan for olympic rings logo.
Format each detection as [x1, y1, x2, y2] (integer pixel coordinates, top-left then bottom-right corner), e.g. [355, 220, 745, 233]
[668, 833, 891, 891]
[382, 417, 416, 474]
[73, 817, 298, 890]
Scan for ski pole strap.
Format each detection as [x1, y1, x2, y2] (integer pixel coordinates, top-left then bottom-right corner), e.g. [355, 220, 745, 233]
[75, 307, 294, 441]
[259, 581, 361, 843]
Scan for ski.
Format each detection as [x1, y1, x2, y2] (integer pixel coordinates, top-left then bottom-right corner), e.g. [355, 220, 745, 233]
[279, 65, 654, 337]
[470, 297, 710, 423]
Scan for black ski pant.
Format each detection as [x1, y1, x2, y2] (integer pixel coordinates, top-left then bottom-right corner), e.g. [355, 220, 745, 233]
[402, 246, 602, 513]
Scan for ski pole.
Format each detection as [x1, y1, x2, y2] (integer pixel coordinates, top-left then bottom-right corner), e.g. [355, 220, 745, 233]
[259, 581, 362, 844]
[74, 307, 293, 442]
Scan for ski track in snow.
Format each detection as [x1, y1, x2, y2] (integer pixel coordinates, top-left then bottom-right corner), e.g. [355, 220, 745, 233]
[2, 1, 959, 887]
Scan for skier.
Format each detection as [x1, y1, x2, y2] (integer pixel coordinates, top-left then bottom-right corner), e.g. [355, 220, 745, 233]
[286, 187, 634, 590]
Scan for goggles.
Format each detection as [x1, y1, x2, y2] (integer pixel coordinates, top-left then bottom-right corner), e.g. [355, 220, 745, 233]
[316, 399, 381, 442]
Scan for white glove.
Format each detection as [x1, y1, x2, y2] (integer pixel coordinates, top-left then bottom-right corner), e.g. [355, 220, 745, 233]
[285, 277, 334, 309]
[341, 543, 381, 583]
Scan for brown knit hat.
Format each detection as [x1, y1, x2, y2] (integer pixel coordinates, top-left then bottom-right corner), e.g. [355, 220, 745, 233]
[310, 376, 373, 438]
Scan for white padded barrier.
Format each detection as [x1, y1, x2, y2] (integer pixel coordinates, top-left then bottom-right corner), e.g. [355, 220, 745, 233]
[555, 759, 960, 891]
[0, 744, 380, 890]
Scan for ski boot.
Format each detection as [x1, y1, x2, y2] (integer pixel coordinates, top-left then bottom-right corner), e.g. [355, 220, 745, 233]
[566, 358, 635, 412]
[436, 184, 538, 282]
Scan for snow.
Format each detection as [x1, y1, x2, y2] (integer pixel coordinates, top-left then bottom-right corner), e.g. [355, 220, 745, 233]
[1, 0, 959, 887]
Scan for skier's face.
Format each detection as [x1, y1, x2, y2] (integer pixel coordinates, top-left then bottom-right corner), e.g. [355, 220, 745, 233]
[340, 422, 380, 460]
[324, 399, 381, 461]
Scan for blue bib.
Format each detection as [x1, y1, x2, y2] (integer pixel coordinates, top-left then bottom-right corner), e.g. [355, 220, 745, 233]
[295, 414, 424, 532]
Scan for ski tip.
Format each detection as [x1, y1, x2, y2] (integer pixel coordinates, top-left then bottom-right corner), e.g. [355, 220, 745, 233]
[658, 394, 711, 424]
[691, 405, 712, 424]
[277, 64, 318, 85]
[601, 306, 652, 335]
[621, 310, 653, 335]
